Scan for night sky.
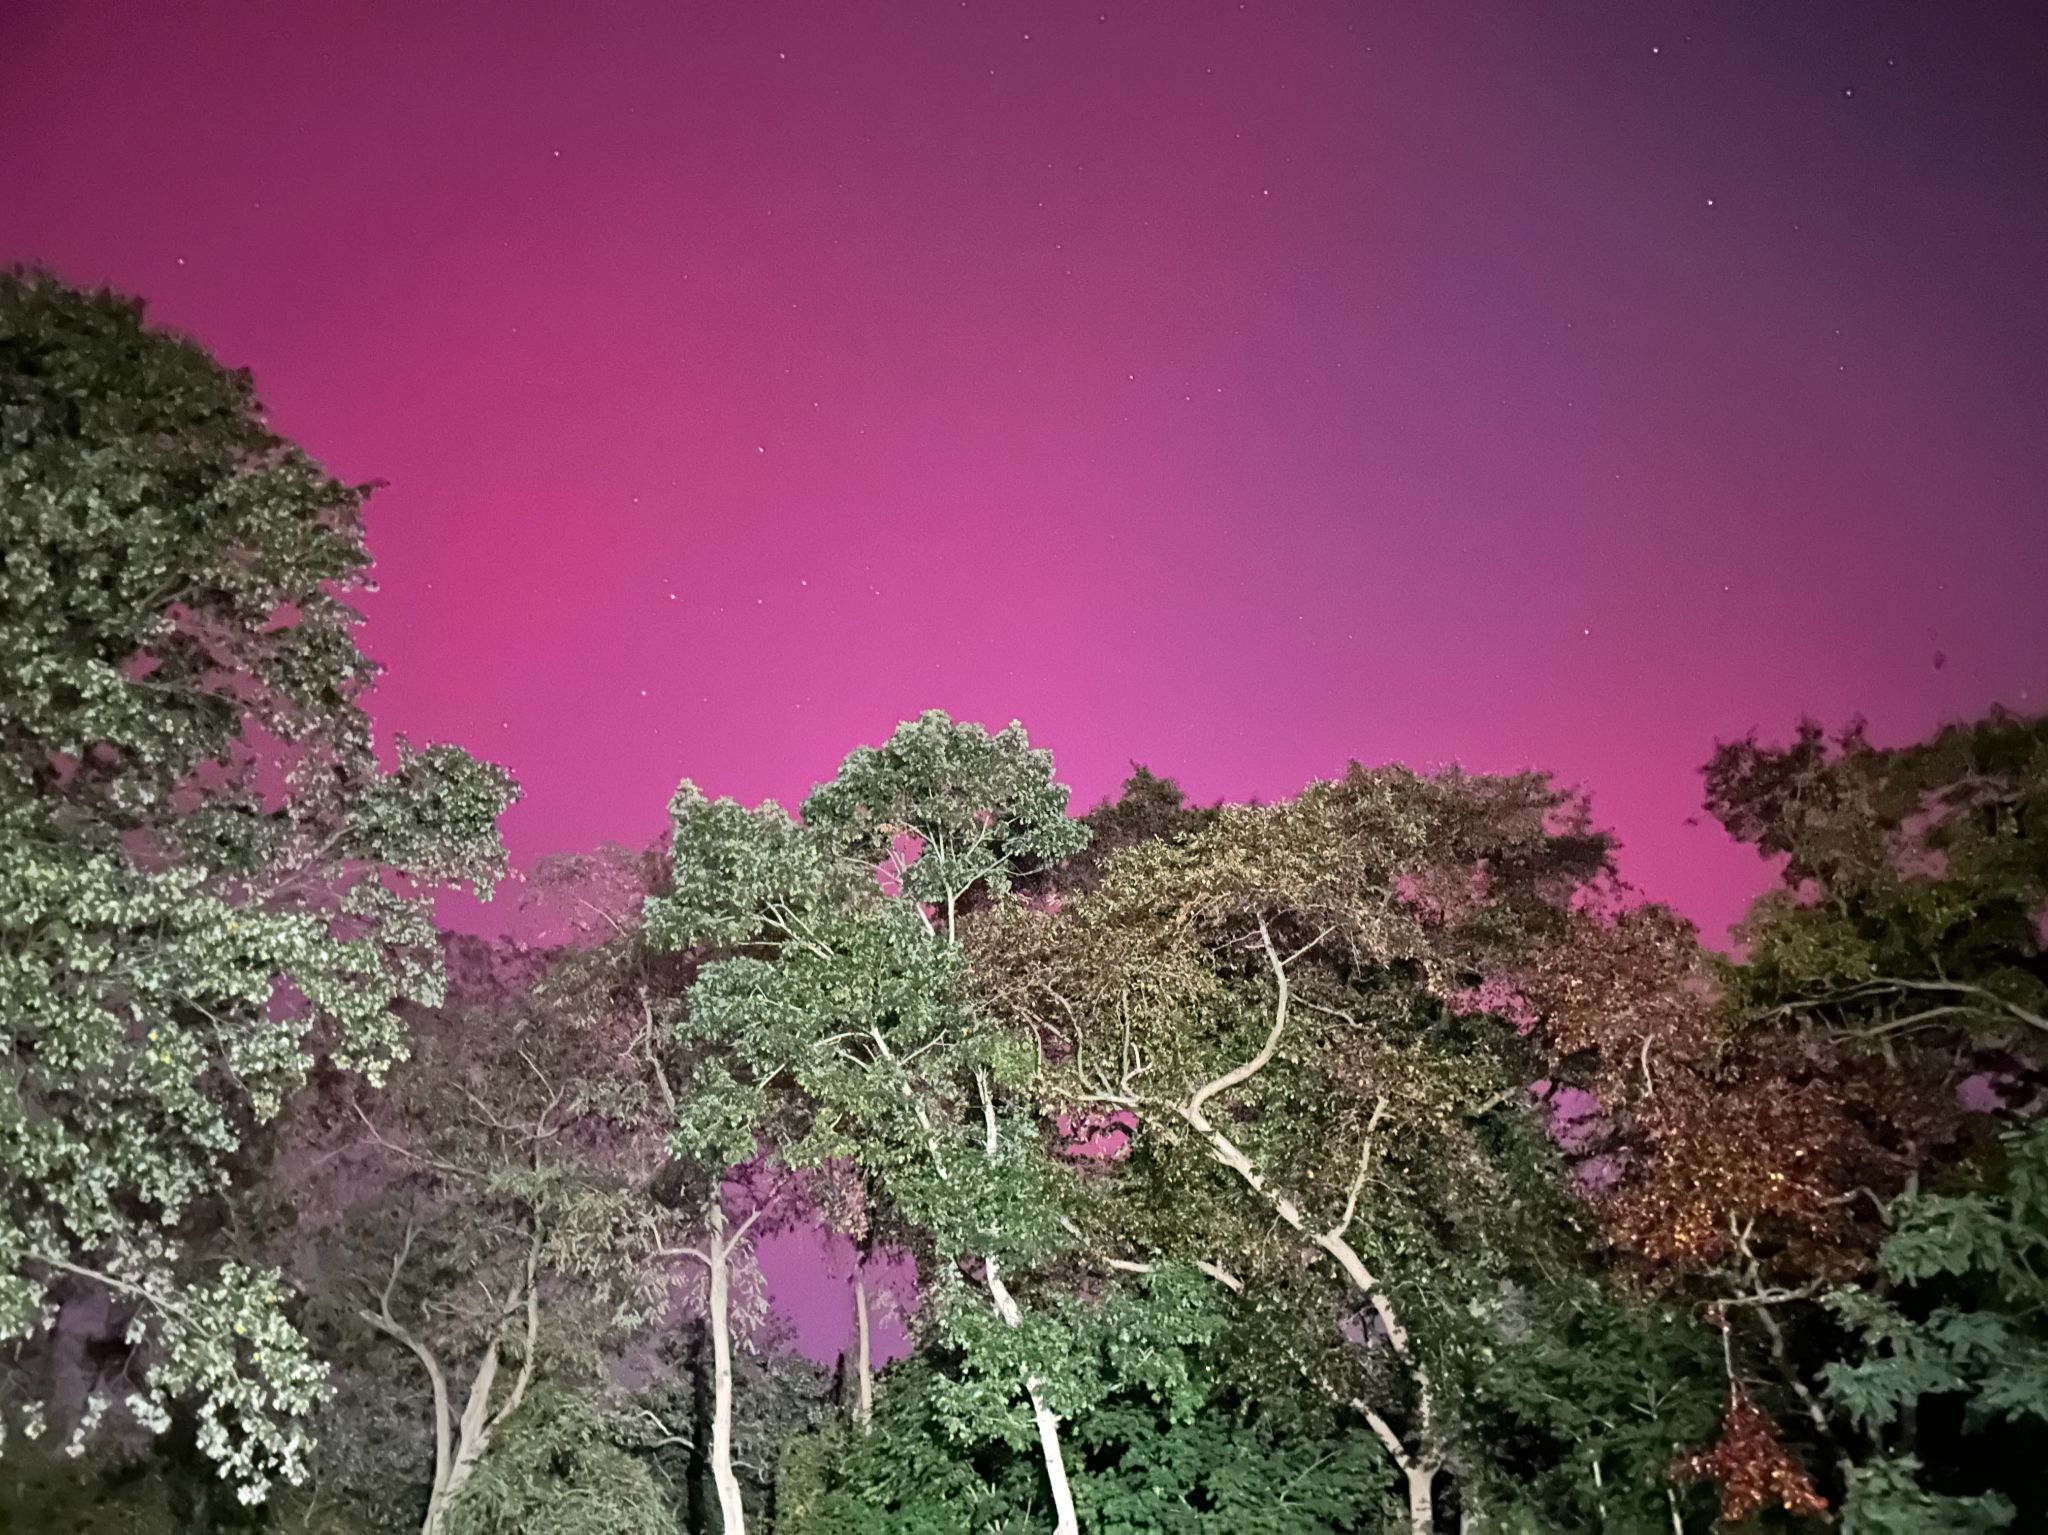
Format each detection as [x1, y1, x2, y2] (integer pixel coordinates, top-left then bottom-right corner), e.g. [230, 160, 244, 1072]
[5, 1, 2044, 1359]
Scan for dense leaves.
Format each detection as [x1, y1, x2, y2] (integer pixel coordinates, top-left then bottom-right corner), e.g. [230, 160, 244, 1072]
[0, 274, 516, 1499]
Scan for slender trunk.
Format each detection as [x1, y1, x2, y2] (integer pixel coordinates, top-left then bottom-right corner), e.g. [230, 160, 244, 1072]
[1027, 1380, 1079, 1535]
[370, 1231, 540, 1535]
[420, 1334, 523, 1535]
[414, 1367, 454, 1535]
[423, 1344, 499, 1534]
[851, 1269, 874, 1430]
[986, 1256, 1079, 1535]
[707, 1206, 748, 1535]
[1404, 1463, 1435, 1535]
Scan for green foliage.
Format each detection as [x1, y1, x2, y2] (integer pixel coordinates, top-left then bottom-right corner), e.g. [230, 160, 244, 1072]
[923, 1264, 1226, 1451]
[1466, 1280, 1723, 1531]
[1824, 1122, 2048, 1456]
[780, 1364, 1392, 1535]
[799, 711, 1088, 927]
[0, 273, 516, 1499]
[646, 712, 1092, 1257]
[442, 1388, 680, 1535]
[1840, 1456, 2015, 1534]
[1055, 765, 1221, 896]
[1708, 711, 2048, 1051]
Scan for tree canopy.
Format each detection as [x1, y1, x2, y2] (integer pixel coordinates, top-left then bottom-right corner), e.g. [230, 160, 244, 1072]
[4, 275, 2044, 1534]
[0, 273, 517, 1501]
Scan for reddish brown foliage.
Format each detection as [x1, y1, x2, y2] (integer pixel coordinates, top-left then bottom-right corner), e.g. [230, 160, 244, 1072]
[1676, 1386, 1830, 1524]
[1598, 1038, 1960, 1278]
[1524, 906, 1727, 1089]
[1527, 912, 1965, 1280]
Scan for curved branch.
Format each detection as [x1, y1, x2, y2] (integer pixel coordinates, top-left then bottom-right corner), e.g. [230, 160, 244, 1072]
[356, 1226, 452, 1505]
[1187, 915, 1322, 1116]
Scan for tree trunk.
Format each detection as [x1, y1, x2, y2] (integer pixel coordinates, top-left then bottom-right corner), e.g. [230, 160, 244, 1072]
[1404, 1463, 1436, 1535]
[851, 1268, 874, 1430]
[370, 1245, 538, 1535]
[985, 1256, 1079, 1535]
[420, 1343, 499, 1534]
[707, 1205, 749, 1535]
[1027, 1380, 1080, 1535]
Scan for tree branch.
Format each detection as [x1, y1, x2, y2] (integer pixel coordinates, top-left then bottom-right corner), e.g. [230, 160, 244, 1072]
[1328, 1096, 1388, 1243]
[356, 1225, 452, 1501]
[485, 1224, 545, 1437]
[1187, 914, 1309, 1117]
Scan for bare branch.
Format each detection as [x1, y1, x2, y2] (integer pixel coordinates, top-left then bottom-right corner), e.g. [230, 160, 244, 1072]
[1187, 914, 1298, 1117]
[1328, 1096, 1388, 1242]
[486, 1226, 544, 1436]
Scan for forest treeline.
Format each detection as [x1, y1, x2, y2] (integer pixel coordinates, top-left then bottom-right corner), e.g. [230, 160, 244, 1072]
[3, 270, 2044, 1534]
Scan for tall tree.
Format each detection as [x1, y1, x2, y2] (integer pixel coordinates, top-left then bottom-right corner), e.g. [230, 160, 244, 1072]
[645, 712, 1098, 1535]
[1706, 710, 2047, 1068]
[1513, 711, 2048, 1523]
[527, 840, 858, 1535]
[967, 761, 1623, 1532]
[276, 936, 690, 1535]
[0, 274, 516, 1500]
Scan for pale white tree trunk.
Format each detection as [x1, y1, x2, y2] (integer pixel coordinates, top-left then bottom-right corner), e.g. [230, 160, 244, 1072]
[851, 1268, 874, 1430]
[880, 1025, 1081, 1535]
[1403, 1464, 1435, 1535]
[985, 1255, 1080, 1535]
[362, 1228, 542, 1535]
[1026, 1381, 1080, 1535]
[701, 1200, 758, 1535]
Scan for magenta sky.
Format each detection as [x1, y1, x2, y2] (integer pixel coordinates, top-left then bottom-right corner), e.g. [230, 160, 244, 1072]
[5, 0, 2045, 1357]
[6, 2, 2044, 945]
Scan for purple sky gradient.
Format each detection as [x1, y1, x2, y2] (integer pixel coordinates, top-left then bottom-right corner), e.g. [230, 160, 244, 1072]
[6, 0, 2045, 1363]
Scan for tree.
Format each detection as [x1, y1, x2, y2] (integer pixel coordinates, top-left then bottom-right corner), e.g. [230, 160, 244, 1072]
[1030, 765, 1220, 899]
[0, 273, 517, 1500]
[645, 711, 1100, 1535]
[1507, 711, 2048, 1523]
[967, 761, 1623, 1532]
[1706, 710, 2048, 1058]
[276, 935, 689, 1535]
[1820, 1118, 2048, 1530]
